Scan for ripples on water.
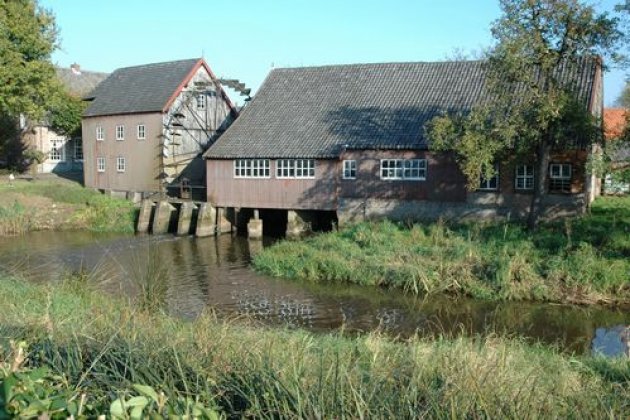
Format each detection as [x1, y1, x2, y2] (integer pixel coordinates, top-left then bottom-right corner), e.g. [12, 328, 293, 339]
[0, 231, 628, 357]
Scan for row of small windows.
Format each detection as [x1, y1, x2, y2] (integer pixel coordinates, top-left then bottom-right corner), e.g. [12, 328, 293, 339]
[96, 156, 126, 173]
[96, 124, 145, 141]
[233, 159, 315, 179]
[479, 163, 572, 192]
[231, 159, 573, 192]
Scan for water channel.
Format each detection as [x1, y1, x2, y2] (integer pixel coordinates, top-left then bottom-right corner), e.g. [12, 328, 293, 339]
[0, 231, 628, 357]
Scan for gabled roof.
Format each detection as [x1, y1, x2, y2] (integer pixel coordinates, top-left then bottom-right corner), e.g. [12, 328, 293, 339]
[205, 58, 600, 159]
[83, 58, 207, 117]
[56, 67, 108, 97]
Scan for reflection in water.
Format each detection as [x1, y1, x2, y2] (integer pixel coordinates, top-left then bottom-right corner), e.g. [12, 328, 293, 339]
[0, 231, 629, 356]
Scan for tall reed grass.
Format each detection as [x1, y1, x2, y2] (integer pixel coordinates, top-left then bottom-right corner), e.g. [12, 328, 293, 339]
[254, 196, 630, 305]
[0, 274, 629, 418]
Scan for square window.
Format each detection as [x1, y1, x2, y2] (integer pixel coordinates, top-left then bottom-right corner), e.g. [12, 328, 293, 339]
[479, 164, 499, 190]
[515, 165, 534, 190]
[49, 139, 65, 162]
[196, 94, 206, 110]
[137, 124, 146, 140]
[343, 160, 356, 179]
[549, 163, 572, 193]
[117, 156, 126, 172]
[74, 140, 83, 161]
[97, 157, 105, 172]
[116, 125, 124, 141]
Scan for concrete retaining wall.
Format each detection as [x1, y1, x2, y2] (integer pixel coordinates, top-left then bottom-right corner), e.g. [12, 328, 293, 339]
[338, 194, 587, 225]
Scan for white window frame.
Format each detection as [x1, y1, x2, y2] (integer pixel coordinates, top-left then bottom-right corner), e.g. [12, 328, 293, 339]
[276, 159, 315, 179]
[478, 164, 499, 191]
[116, 156, 126, 173]
[233, 159, 270, 179]
[549, 163, 572, 193]
[97, 157, 105, 173]
[196, 93, 206, 110]
[342, 160, 357, 179]
[96, 125, 104, 141]
[74, 139, 83, 161]
[380, 159, 426, 181]
[48, 139, 65, 162]
[515, 164, 534, 190]
[137, 124, 146, 140]
[116, 125, 125, 141]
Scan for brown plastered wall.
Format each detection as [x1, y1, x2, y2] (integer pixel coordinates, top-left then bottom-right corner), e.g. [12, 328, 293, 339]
[206, 159, 337, 210]
[82, 112, 164, 192]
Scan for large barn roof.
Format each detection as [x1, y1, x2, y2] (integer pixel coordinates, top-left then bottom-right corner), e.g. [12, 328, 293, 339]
[83, 58, 201, 117]
[205, 58, 599, 159]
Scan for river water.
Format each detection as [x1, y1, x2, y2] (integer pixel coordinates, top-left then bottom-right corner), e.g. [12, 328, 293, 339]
[0, 231, 628, 357]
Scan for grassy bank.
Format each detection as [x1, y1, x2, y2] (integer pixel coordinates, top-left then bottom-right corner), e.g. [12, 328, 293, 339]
[0, 275, 629, 418]
[0, 178, 136, 235]
[255, 196, 630, 305]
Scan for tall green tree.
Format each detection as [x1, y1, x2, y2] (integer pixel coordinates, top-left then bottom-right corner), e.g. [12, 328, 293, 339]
[0, 0, 59, 119]
[426, 0, 628, 229]
[0, 0, 62, 168]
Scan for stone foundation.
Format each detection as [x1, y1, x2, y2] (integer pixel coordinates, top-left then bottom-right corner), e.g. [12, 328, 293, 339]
[338, 194, 587, 225]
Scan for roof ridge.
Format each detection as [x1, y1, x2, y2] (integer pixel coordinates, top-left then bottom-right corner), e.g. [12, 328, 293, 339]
[113, 58, 201, 72]
[270, 60, 487, 72]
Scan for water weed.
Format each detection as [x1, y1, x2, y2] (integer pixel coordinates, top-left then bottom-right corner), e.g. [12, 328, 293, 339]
[255, 196, 630, 305]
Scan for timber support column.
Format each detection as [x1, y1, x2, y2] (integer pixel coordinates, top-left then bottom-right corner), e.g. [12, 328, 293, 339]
[286, 210, 308, 238]
[176, 202, 196, 235]
[217, 207, 233, 235]
[247, 210, 263, 239]
[152, 201, 175, 234]
[137, 199, 154, 233]
[195, 203, 216, 237]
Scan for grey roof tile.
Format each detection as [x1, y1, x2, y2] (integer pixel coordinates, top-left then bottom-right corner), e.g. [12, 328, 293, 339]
[83, 58, 200, 117]
[205, 58, 598, 159]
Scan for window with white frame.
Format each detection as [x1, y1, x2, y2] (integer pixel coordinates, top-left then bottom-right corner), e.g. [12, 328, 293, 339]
[380, 159, 427, 180]
[97, 157, 105, 172]
[479, 164, 499, 190]
[74, 140, 83, 161]
[234, 159, 270, 178]
[137, 124, 146, 140]
[343, 160, 356, 179]
[196, 94, 206, 110]
[96, 125, 104, 141]
[116, 125, 124, 141]
[49, 140, 65, 162]
[515, 165, 534, 190]
[549, 163, 572, 193]
[116, 156, 126, 173]
[276, 159, 315, 179]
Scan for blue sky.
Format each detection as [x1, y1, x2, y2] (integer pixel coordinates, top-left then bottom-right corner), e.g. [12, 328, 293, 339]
[41, 0, 627, 106]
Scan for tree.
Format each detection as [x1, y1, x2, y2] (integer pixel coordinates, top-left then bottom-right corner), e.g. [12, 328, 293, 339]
[616, 81, 630, 108]
[0, 0, 59, 119]
[0, 0, 63, 169]
[426, 0, 628, 229]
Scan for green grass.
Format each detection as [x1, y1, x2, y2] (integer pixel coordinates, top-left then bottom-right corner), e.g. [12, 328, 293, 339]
[0, 274, 629, 418]
[0, 179, 136, 234]
[254, 196, 630, 305]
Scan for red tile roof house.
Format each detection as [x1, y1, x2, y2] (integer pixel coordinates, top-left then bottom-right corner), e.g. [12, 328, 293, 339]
[203, 59, 603, 236]
[82, 58, 237, 200]
[603, 108, 629, 194]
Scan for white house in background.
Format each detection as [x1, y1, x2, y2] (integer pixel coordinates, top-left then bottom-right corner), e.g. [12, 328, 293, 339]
[23, 64, 108, 174]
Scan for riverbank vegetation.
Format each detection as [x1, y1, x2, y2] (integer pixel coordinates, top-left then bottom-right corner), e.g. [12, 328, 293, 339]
[0, 178, 136, 235]
[0, 274, 629, 418]
[255, 196, 630, 306]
